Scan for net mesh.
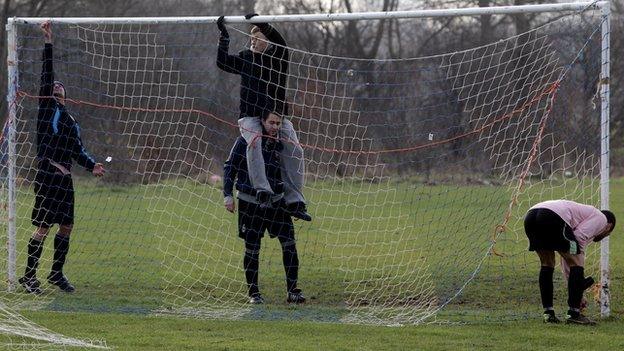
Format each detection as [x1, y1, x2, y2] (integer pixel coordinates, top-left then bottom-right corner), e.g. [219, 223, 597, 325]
[0, 7, 607, 346]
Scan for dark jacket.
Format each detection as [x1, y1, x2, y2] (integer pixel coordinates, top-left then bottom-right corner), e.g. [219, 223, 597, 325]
[223, 135, 283, 198]
[216, 24, 289, 118]
[37, 43, 96, 173]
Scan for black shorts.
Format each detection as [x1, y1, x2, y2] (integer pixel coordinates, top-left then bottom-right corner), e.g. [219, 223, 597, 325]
[238, 199, 294, 241]
[31, 169, 74, 228]
[524, 208, 580, 254]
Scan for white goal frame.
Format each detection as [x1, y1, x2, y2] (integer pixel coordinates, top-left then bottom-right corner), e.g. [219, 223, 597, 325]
[5, 1, 611, 316]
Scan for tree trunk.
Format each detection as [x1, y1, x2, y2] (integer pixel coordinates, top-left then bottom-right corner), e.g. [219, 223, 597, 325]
[479, 0, 492, 45]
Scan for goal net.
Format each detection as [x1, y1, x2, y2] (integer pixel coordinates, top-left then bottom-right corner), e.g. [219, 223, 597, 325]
[0, 2, 610, 343]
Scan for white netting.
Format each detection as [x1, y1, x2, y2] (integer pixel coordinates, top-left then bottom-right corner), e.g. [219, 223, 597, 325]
[0, 6, 607, 345]
[0, 296, 106, 349]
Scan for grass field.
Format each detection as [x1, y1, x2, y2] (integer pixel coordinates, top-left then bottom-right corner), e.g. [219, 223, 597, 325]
[1, 177, 622, 350]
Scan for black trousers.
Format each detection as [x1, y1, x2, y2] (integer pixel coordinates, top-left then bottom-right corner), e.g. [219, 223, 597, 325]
[238, 199, 299, 295]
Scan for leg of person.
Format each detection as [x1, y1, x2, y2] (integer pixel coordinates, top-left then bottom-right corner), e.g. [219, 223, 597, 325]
[47, 175, 75, 292]
[244, 237, 262, 304]
[238, 199, 266, 304]
[23, 170, 55, 294]
[280, 236, 303, 304]
[269, 206, 304, 304]
[280, 119, 311, 221]
[47, 224, 75, 292]
[279, 119, 305, 204]
[19, 226, 50, 294]
[560, 252, 595, 325]
[278, 234, 299, 296]
[239, 117, 274, 199]
[536, 250, 559, 323]
[524, 208, 561, 323]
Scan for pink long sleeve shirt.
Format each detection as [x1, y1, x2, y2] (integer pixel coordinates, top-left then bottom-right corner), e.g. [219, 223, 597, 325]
[530, 200, 607, 251]
[530, 200, 608, 278]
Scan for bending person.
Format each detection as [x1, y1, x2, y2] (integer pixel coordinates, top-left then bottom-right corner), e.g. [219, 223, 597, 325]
[524, 199, 616, 325]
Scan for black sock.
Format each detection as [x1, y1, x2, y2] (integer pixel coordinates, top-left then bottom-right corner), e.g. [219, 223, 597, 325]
[280, 239, 299, 293]
[244, 240, 261, 296]
[539, 266, 555, 310]
[568, 266, 585, 312]
[25, 238, 45, 279]
[50, 234, 70, 279]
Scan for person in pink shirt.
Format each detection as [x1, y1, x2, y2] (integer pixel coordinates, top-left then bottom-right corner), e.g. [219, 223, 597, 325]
[524, 200, 616, 325]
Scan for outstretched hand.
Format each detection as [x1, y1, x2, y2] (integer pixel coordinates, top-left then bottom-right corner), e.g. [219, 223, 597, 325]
[216, 16, 228, 38]
[224, 196, 235, 213]
[92, 163, 106, 177]
[244, 13, 259, 20]
[41, 21, 52, 43]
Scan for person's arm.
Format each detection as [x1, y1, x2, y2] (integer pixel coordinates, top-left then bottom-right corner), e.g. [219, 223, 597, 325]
[39, 22, 54, 105]
[254, 19, 289, 108]
[256, 22, 288, 63]
[223, 137, 245, 206]
[69, 120, 97, 172]
[244, 13, 288, 61]
[216, 16, 244, 74]
[575, 212, 608, 244]
[254, 22, 286, 47]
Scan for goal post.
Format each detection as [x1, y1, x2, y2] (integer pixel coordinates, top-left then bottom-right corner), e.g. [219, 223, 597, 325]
[6, 19, 19, 293]
[2, 0, 612, 334]
[599, 2, 611, 318]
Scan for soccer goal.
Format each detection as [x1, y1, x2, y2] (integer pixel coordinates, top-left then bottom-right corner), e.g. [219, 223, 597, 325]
[1, 1, 611, 341]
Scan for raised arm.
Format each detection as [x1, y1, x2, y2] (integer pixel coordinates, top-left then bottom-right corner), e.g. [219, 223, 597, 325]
[216, 16, 244, 74]
[255, 22, 288, 63]
[39, 22, 54, 104]
[256, 23, 286, 47]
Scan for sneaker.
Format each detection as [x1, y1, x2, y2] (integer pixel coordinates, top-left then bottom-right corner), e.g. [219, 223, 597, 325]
[287, 202, 312, 222]
[249, 293, 264, 304]
[543, 313, 561, 324]
[565, 313, 596, 325]
[47, 273, 75, 293]
[287, 289, 306, 304]
[18, 276, 42, 295]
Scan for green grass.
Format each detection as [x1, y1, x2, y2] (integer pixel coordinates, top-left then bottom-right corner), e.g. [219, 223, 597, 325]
[1, 177, 622, 350]
[19, 310, 624, 351]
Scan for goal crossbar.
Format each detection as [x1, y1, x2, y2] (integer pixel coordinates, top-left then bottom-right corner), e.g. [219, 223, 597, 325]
[9, 1, 606, 25]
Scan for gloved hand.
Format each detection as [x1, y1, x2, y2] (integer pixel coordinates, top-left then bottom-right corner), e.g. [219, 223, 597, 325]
[245, 13, 270, 32]
[256, 190, 273, 208]
[216, 15, 228, 38]
[287, 201, 312, 222]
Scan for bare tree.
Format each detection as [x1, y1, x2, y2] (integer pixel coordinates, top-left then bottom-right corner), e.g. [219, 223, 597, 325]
[479, 0, 493, 44]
